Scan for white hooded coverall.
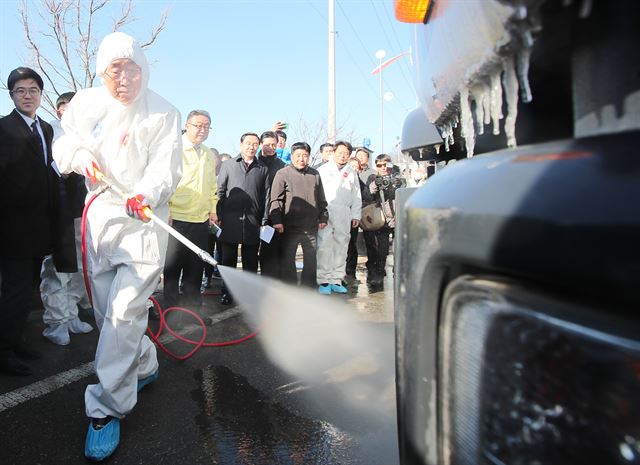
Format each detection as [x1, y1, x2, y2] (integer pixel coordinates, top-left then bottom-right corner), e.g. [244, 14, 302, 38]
[53, 32, 183, 420]
[316, 161, 362, 285]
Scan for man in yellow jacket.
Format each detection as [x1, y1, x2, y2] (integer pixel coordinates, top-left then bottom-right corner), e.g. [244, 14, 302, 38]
[164, 110, 218, 308]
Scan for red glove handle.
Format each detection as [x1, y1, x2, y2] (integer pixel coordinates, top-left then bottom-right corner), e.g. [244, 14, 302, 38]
[125, 194, 151, 222]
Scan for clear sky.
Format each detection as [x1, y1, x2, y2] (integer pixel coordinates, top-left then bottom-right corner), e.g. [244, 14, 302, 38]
[0, 0, 416, 156]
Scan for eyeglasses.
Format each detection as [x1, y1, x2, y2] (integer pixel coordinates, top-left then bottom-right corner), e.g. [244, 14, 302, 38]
[11, 87, 41, 97]
[104, 66, 142, 81]
[376, 163, 389, 168]
[187, 123, 211, 131]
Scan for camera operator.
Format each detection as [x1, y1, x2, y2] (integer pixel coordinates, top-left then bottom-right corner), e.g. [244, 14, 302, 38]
[367, 154, 406, 287]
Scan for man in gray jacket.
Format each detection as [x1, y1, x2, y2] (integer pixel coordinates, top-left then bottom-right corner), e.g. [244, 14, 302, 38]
[269, 142, 328, 287]
[216, 132, 270, 304]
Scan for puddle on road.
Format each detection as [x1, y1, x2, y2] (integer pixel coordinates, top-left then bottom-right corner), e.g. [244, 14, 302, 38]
[193, 365, 363, 465]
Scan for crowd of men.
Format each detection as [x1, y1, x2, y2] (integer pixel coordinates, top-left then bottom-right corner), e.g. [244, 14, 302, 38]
[0, 32, 407, 462]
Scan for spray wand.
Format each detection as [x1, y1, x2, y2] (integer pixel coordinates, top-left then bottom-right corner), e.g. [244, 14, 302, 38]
[92, 169, 217, 267]
[80, 168, 256, 360]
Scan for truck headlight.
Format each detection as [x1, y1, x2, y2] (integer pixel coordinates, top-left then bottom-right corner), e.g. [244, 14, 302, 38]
[440, 276, 640, 465]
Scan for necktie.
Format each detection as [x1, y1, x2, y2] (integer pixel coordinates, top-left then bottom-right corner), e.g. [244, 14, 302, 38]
[30, 120, 46, 164]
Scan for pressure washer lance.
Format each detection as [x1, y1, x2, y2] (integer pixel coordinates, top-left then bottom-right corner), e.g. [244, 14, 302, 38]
[94, 169, 218, 268]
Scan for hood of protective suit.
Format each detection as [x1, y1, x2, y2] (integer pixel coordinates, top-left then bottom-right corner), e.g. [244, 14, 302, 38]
[54, 30, 182, 213]
[96, 32, 149, 101]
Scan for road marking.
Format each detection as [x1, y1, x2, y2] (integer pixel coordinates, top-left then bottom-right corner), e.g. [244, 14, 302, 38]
[0, 362, 95, 413]
[0, 307, 242, 414]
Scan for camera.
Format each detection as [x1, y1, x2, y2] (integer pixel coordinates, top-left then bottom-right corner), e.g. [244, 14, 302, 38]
[375, 174, 405, 190]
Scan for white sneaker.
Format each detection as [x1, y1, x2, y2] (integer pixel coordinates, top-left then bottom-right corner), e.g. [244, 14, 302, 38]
[43, 323, 71, 346]
[68, 317, 93, 334]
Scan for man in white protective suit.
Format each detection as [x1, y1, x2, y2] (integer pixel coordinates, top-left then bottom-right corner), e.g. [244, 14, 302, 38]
[53, 32, 182, 461]
[316, 140, 361, 294]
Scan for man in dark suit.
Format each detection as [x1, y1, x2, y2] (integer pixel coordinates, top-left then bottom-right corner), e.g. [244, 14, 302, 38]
[216, 132, 270, 305]
[0, 67, 72, 375]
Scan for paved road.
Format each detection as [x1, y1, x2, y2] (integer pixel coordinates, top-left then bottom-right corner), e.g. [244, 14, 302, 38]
[0, 260, 399, 465]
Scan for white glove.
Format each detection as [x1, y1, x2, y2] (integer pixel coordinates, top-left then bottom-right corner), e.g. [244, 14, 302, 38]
[71, 148, 101, 183]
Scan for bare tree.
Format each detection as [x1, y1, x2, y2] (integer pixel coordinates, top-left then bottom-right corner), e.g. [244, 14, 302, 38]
[290, 114, 362, 164]
[13, 0, 168, 116]
[290, 115, 328, 154]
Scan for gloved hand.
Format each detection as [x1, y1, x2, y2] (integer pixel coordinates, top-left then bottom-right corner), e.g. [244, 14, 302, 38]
[125, 195, 151, 222]
[73, 149, 101, 183]
[84, 161, 101, 184]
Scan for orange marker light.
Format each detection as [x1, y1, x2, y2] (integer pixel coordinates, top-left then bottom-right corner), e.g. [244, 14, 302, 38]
[394, 0, 432, 23]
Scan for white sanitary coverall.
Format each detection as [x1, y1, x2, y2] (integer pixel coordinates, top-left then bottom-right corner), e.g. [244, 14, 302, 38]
[316, 161, 362, 285]
[40, 121, 92, 345]
[40, 218, 92, 334]
[53, 32, 183, 420]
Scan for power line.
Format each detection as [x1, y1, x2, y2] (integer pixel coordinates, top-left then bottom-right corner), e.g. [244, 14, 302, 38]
[380, 0, 414, 89]
[336, 0, 376, 67]
[305, 0, 326, 21]
[336, 0, 409, 113]
[303, 0, 409, 134]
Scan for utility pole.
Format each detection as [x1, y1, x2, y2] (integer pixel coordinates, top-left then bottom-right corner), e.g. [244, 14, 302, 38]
[371, 51, 407, 153]
[328, 0, 336, 143]
[375, 49, 386, 153]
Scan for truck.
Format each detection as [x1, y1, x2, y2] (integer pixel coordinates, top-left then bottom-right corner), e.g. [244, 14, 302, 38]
[392, 1, 640, 464]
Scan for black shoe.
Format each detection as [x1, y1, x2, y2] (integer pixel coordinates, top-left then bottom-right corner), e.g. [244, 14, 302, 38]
[344, 273, 356, 285]
[92, 416, 115, 429]
[220, 293, 233, 305]
[14, 344, 43, 360]
[0, 354, 32, 376]
[367, 272, 384, 286]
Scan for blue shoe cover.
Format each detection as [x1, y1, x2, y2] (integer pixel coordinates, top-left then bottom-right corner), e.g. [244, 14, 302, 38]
[85, 417, 120, 461]
[330, 283, 348, 294]
[318, 284, 332, 295]
[137, 368, 159, 392]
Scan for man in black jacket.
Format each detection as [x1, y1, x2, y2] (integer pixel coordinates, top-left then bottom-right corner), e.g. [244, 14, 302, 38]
[216, 132, 270, 304]
[0, 67, 74, 375]
[367, 154, 406, 287]
[257, 130, 286, 279]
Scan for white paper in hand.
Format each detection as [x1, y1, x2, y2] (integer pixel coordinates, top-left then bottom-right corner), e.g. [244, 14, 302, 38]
[210, 223, 222, 238]
[260, 225, 275, 244]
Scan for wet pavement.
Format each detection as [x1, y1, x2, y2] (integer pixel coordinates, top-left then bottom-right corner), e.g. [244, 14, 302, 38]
[0, 256, 399, 465]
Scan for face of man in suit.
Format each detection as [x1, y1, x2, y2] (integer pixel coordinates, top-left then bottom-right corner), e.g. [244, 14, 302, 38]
[10, 78, 42, 119]
[240, 134, 260, 162]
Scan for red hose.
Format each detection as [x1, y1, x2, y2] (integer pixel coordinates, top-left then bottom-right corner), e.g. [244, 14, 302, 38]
[80, 190, 257, 361]
[146, 296, 258, 360]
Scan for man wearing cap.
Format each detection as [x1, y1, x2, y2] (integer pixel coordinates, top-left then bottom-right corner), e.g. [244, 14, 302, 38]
[53, 32, 182, 461]
[0, 67, 74, 376]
